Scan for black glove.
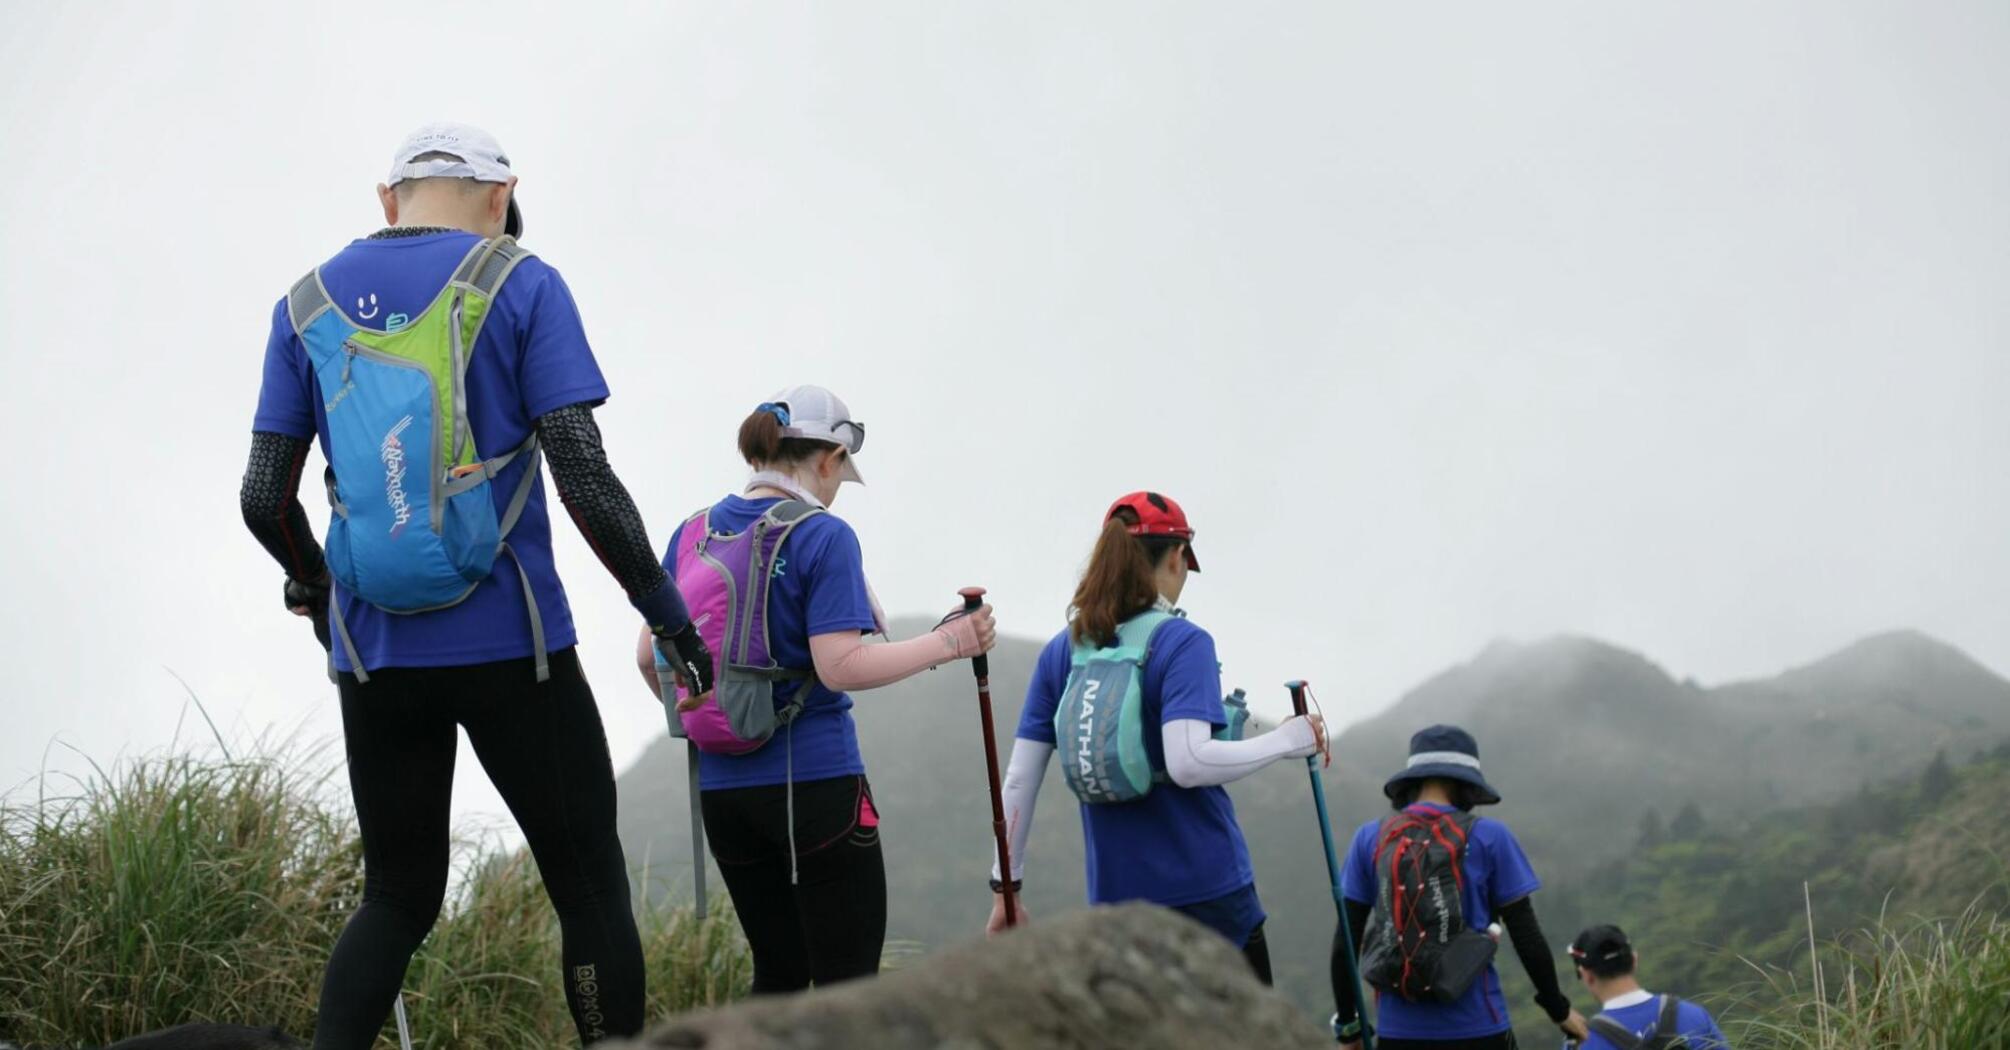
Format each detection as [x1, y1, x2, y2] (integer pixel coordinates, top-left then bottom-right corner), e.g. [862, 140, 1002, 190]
[653, 622, 715, 697]
[283, 574, 333, 653]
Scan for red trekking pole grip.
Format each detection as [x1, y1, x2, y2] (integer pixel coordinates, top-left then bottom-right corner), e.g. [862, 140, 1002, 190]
[1287, 679, 1310, 718]
[959, 586, 989, 679]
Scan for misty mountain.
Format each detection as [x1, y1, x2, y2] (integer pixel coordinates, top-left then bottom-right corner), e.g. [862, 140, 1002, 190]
[614, 624, 2010, 1018]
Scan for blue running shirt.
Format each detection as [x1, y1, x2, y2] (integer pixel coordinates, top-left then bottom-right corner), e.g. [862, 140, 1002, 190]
[252, 232, 610, 672]
[1018, 618, 1258, 908]
[1341, 805, 1543, 1040]
[664, 495, 879, 791]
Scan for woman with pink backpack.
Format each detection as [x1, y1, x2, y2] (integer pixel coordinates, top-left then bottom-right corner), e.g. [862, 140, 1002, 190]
[636, 384, 996, 991]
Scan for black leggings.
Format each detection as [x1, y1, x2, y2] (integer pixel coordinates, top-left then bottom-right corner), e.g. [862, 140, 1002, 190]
[314, 649, 642, 1049]
[701, 774, 886, 993]
[1241, 923, 1274, 985]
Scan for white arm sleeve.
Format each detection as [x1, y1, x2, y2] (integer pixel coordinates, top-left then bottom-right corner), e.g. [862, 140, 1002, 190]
[1161, 717, 1319, 789]
[990, 738, 1053, 882]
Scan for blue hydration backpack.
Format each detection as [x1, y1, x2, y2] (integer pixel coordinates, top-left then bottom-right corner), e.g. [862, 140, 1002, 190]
[1054, 611, 1249, 804]
[285, 237, 548, 682]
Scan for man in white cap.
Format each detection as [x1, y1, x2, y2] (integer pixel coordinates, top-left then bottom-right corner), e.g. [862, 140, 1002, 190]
[240, 123, 711, 1048]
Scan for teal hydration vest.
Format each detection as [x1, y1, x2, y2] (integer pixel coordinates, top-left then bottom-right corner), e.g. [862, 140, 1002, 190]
[1055, 611, 1250, 805]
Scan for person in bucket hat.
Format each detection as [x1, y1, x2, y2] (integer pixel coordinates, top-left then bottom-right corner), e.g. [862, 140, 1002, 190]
[980, 491, 1330, 985]
[1330, 725, 1589, 1049]
[241, 122, 713, 1047]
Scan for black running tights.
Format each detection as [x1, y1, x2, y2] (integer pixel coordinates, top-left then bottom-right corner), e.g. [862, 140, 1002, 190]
[701, 774, 887, 993]
[314, 649, 643, 1049]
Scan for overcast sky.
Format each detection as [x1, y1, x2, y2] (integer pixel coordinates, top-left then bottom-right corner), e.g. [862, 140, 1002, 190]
[2, 1, 2003, 831]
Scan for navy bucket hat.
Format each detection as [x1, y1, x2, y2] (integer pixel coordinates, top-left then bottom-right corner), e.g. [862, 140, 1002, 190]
[1382, 724, 1502, 805]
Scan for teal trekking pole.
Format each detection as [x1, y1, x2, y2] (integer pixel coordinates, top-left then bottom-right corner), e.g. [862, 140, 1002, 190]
[1288, 679, 1372, 1050]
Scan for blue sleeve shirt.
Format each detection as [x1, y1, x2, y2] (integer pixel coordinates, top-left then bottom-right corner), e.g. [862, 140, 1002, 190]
[1582, 998, 1731, 1050]
[1017, 618, 1256, 909]
[667, 495, 879, 791]
[251, 232, 609, 672]
[1340, 805, 1543, 1040]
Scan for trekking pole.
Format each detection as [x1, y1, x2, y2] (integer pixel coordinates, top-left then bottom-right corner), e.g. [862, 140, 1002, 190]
[655, 651, 709, 920]
[688, 739, 708, 920]
[393, 991, 414, 1050]
[960, 587, 1018, 928]
[1289, 679, 1372, 1050]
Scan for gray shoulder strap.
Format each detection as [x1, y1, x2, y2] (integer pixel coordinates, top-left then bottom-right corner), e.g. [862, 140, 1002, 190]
[1589, 1015, 1643, 1050]
[451, 235, 534, 300]
[286, 270, 337, 335]
[765, 499, 825, 526]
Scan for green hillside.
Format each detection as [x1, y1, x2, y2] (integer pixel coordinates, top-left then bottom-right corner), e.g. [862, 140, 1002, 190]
[1495, 745, 2010, 1046]
[614, 626, 2010, 1026]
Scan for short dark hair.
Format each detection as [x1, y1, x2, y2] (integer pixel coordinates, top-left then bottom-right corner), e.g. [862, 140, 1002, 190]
[1570, 925, 1636, 979]
[1389, 777, 1489, 812]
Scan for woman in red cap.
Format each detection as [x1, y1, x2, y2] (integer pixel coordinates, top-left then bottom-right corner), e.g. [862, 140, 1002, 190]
[981, 491, 1328, 982]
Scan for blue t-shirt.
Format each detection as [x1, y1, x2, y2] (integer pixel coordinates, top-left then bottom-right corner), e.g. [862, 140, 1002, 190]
[1341, 804, 1542, 1040]
[665, 495, 879, 791]
[252, 232, 610, 672]
[1583, 995, 1730, 1050]
[1018, 618, 1258, 910]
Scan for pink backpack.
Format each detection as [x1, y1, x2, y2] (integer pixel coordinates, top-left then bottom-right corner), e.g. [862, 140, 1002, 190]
[656, 501, 824, 755]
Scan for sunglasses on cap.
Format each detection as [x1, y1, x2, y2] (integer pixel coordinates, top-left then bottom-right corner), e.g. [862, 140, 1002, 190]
[829, 419, 865, 455]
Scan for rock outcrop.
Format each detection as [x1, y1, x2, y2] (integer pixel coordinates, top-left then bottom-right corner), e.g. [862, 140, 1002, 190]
[613, 903, 1328, 1049]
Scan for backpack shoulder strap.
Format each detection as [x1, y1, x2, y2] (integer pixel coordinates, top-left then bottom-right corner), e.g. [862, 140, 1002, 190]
[1648, 996, 1685, 1048]
[762, 499, 825, 527]
[1589, 1014, 1644, 1050]
[450, 235, 534, 301]
[1112, 609, 1176, 654]
[286, 269, 338, 336]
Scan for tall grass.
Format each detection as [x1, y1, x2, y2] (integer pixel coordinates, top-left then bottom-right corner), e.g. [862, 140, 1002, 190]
[1729, 896, 2010, 1050]
[0, 740, 748, 1048]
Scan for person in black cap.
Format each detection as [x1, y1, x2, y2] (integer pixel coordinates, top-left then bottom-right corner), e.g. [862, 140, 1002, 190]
[1571, 925, 1731, 1049]
[1330, 725, 1587, 1049]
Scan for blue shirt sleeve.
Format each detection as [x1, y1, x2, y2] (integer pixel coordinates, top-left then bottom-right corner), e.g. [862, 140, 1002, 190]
[1693, 1005, 1731, 1049]
[1016, 633, 1072, 744]
[1341, 820, 1381, 904]
[513, 264, 612, 419]
[799, 517, 877, 637]
[1150, 621, 1224, 726]
[1478, 818, 1542, 906]
[252, 298, 314, 437]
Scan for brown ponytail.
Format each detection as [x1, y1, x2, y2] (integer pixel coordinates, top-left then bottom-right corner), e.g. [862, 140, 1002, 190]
[1068, 511, 1184, 648]
[738, 408, 833, 468]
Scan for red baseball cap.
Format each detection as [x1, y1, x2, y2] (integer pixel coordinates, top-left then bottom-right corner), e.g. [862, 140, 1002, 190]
[1106, 491, 1201, 571]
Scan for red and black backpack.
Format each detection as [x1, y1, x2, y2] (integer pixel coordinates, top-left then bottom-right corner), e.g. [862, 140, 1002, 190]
[1358, 806, 1499, 1003]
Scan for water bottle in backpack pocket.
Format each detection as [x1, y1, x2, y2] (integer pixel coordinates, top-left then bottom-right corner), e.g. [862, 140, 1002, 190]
[668, 501, 824, 754]
[1216, 687, 1250, 742]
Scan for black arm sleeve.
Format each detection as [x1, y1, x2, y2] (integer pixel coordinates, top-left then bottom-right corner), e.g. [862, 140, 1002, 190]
[1330, 897, 1374, 1026]
[535, 403, 688, 630]
[240, 431, 327, 582]
[1500, 895, 1574, 1023]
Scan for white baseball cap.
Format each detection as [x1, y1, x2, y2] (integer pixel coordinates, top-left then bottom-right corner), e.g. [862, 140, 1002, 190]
[385, 122, 523, 238]
[764, 384, 866, 483]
